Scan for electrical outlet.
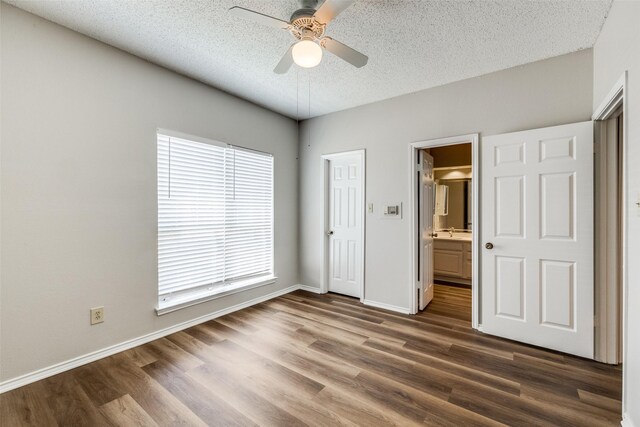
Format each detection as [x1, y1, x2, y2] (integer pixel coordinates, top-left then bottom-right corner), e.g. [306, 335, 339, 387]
[90, 307, 104, 325]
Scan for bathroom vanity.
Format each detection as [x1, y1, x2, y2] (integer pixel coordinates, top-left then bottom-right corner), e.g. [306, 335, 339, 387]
[433, 233, 472, 286]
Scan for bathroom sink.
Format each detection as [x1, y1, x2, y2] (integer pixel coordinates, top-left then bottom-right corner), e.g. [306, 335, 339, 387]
[435, 232, 472, 241]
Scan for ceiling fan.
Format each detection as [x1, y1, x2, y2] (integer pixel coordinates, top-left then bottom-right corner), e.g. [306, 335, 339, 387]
[229, 0, 368, 73]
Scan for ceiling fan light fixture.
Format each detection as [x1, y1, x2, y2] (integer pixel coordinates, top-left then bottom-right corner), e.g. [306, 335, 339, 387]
[292, 39, 323, 68]
[229, 0, 368, 74]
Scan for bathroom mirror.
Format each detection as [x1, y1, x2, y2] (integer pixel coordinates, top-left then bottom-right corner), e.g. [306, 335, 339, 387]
[436, 179, 472, 230]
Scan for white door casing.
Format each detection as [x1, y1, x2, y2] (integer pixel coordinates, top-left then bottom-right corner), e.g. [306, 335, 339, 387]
[419, 151, 435, 310]
[327, 152, 364, 298]
[481, 121, 594, 358]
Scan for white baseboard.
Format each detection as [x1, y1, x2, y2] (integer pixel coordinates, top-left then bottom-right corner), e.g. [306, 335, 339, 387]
[363, 299, 411, 314]
[298, 284, 324, 294]
[621, 414, 637, 427]
[0, 285, 299, 394]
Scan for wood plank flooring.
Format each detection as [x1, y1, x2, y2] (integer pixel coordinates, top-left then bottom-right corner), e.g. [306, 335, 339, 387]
[1, 285, 622, 426]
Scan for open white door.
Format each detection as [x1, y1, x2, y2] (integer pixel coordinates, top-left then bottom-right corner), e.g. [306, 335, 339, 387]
[481, 121, 594, 358]
[327, 152, 364, 298]
[418, 151, 435, 310]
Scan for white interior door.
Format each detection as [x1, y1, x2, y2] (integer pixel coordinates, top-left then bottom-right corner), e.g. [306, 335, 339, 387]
[328, 153, 363, 298]
[481, 121, 594, 358]
[419, 151, 435, 310]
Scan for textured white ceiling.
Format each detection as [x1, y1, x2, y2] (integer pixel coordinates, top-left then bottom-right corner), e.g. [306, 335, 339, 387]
[6, 0, 612, 119]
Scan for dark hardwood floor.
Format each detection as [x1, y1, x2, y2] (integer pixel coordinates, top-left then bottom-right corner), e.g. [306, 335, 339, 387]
[1, 286, 622, 426]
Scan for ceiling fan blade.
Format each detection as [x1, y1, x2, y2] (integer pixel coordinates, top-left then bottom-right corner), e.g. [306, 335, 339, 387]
[321, 37, 368, 68]
[228, 6, 290, 30]
[313, 0, 354, 24]
[274, 44, 295, 74]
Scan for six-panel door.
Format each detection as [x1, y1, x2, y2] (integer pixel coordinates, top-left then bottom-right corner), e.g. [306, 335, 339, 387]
[481, 121, 594, 358]
[419, 151, 435, 310]
[328, 154, 363, 298]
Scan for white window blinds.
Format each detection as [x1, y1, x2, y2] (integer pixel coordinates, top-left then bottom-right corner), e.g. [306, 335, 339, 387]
[157, 133, 274, 306]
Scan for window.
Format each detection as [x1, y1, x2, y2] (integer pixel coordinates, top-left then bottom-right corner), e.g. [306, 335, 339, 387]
[157, 131, 274, 313]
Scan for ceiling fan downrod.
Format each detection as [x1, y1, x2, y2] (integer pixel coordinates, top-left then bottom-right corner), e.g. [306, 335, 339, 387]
[290, 0, 320, 22]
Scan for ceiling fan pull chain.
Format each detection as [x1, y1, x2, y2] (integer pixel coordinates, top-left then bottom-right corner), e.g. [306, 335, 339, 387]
[308, 72, 312, 148]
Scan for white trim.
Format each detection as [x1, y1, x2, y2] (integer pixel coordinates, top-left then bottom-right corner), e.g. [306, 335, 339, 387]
[298, 284, 324, 294]
[408, 134, 480, 329]
[156, 275, 277, 315]
[593, 71, 628, 418]
[621, 414, 636, 427]
[0, 285, 299, 394]
[363, 299, 411, 315]
[320, 149, 366, 301]
[593, 74, 625, 121]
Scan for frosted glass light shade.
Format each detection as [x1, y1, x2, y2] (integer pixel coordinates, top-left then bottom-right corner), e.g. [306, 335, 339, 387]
[292, 40, 323, 68]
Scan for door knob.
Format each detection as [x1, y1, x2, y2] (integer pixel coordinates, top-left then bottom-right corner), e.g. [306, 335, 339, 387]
[429, 232, 438, 237]
[485, 242, 494, 250]
[327, 230, 334, 236]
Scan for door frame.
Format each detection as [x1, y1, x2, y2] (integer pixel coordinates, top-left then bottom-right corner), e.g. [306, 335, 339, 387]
[321, 149, 366, 301]
[592, 72, 627, 409]
[408, 134, 479, 329]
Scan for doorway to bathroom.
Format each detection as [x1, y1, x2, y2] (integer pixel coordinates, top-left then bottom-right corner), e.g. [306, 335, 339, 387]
[409, 134, 479, 328]
[426, 143, 474, 322]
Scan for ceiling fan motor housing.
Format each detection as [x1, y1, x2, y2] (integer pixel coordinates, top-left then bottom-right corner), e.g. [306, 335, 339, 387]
[290, 13, 325, 40]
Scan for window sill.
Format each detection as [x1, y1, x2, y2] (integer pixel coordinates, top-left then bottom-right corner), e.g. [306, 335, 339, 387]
[155, 275, 277, 316]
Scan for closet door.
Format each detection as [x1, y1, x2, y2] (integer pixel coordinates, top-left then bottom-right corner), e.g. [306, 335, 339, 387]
[481, 121, 594, 358]
[328, 153, 364, 298]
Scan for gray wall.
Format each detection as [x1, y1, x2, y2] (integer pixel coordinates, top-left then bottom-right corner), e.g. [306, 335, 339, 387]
[0, 4, 298, 382]
[299, 50, 594, 310]
[593, 1, 640, 424]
